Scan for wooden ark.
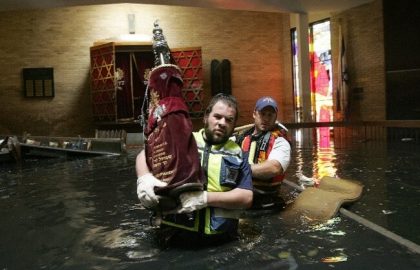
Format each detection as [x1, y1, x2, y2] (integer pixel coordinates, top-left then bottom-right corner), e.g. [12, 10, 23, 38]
[90, 42, 204, 125]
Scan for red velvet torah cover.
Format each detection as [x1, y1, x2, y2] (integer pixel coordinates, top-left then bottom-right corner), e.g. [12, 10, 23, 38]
[145, 65, 204, 196]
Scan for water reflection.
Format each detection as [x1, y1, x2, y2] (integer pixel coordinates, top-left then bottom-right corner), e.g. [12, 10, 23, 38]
[293, 128, 337, 179]
[1, 135, 420, 269]
[315, 127, 337, 179]
[289, 127, 420, 249]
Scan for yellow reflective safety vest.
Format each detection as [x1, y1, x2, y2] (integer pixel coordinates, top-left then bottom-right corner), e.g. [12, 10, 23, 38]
[161, 129, 252, 235]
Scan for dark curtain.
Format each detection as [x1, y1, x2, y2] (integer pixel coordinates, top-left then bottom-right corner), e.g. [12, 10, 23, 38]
[115, 52, 133, 120]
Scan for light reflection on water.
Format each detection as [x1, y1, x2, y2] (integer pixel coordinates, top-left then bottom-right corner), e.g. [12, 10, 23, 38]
[1, 133, 420, 269]
[291, 127, 420, 248]
[293, 128, 337, 179]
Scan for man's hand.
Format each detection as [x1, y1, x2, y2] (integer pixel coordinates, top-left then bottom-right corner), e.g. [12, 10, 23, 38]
[136, 173, 167, 209]
[176, 191, 208, 213]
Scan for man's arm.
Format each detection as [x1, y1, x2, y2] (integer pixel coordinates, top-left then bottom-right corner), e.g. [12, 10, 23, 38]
[136, 150, 150, 177]
[207, 188, 253, 209]
[176, 188, 252, 214]
[251, 160, 283, 180]
[176, 153, 254, 213]
[251, 136, 291, 181]
[135, 149, 167, 208]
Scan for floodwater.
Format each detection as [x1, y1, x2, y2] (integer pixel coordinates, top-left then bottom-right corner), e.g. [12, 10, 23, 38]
[1, 130, 420, 269]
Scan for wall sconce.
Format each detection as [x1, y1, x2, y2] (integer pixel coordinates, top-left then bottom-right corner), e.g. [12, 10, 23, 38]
[128, 14, 135, 34]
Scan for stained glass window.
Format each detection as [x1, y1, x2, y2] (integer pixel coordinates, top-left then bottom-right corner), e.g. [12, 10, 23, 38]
[291, 28, 302, 122]
[309, 20, 333, 123]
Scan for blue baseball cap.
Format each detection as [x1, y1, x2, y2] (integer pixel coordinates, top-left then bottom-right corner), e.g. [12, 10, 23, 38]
[255, 96, 278, 112]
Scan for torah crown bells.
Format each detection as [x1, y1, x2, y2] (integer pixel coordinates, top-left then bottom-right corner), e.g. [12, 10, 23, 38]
[152, 20, 172, 66]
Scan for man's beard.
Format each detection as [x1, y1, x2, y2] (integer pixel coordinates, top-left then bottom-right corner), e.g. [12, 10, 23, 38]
[204, 123, 230, 145]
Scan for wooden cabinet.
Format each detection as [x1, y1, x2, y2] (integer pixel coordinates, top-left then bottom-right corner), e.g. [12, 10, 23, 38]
[90, 42, 204, 125]
[90, 42, 153, 123]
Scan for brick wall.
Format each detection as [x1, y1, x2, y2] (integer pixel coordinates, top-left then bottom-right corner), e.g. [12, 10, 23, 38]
[331, 0, 385, 121]
[0, 4, 291, 136]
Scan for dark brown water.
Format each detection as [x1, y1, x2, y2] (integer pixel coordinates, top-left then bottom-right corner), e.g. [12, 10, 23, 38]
[1, 137, 420, 269]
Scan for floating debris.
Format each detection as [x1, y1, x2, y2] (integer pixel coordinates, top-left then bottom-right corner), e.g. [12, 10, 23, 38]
[277, 251, 290, 259]
[307, 249, 319, 257]
[382, 210, 396, 215]
[328, 230, 346, 236]
[126, 249, 160, 259]
[321, 255, 348, 263]
[306, 217, 341, 232]
[276, 250, 298, 270]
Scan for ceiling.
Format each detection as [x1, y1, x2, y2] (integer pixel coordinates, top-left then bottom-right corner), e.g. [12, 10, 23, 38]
[0, 0, 374, 14]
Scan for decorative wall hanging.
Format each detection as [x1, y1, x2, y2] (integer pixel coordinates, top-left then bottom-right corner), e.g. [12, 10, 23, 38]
[22, 68, 55, 98]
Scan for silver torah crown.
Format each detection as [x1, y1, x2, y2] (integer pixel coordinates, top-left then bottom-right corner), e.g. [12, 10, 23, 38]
[152, 20, 171, 67]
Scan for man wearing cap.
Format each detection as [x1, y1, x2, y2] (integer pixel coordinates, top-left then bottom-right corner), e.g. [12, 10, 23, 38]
[236, 96, 291, 209]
